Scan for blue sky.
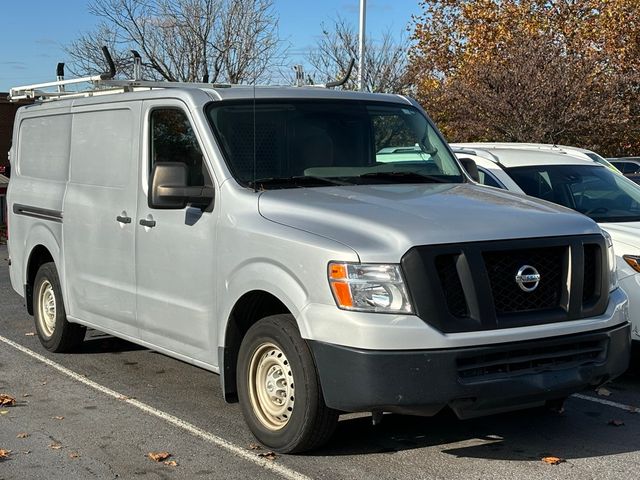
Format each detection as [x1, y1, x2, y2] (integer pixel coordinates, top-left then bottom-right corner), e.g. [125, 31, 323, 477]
[0, 0, 420, 92]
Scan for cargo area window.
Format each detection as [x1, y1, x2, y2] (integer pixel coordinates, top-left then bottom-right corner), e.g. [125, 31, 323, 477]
[150, 109, 211, 187]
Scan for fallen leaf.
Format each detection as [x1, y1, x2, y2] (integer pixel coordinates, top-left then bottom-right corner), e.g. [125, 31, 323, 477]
[163, 460, 178, 466]
[69, 452, 80, 459]
[0, 394, 16, 407]
[248, 443, 262, 450]
[52, 416, 65, 420]
[23, 394, 31, 398]
[0, 449, 11, 459]
[16, 432, 29, 439]
[258, 451, 277, 461]
[0, 410, 8, 415]
[24, 332, 36, 336]
[41, 382, 47, 386]
[596, 387, 611, 397]
[608, 419, 625, 427]
[49, 443, 63, 450]
[22, 450, 31, 455]
[148, 451, 171, 462]
[542, 456, 565, 465]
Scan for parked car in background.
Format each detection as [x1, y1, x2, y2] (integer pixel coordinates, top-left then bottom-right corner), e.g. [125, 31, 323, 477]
[608, 157, 640, 185]
[456, 142, 620, 173]
[452, 143, 640, 343]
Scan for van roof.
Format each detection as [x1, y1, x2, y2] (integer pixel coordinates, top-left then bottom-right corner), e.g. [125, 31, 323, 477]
[10, 80, 410, 108]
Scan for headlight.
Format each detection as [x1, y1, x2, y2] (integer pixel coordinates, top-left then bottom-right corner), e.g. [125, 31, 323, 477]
[603, 230, 618, 292]
[328, 262, 413, 313]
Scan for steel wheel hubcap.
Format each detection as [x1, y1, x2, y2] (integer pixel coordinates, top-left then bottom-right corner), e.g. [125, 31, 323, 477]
[37, 280, 56, 337]
[248, 342, 295, 431]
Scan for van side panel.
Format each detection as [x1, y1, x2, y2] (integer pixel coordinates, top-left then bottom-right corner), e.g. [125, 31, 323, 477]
[8, 108, 71, 298]
[63, 104, 141, 338]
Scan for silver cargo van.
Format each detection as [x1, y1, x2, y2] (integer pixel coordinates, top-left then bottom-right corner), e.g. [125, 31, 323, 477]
[6, 78, 631, 453]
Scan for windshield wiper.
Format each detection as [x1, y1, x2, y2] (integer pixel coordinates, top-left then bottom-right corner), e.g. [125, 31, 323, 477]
[248, 175, 350, 189]
[358, 171, 450, 184]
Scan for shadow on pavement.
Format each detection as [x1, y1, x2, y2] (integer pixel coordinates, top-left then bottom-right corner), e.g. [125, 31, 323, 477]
[311, 396, 640, 460]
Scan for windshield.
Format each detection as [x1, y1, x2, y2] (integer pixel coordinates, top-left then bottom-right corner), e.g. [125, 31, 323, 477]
[506, 164, 640, 223]
[206, 100, 463, 189]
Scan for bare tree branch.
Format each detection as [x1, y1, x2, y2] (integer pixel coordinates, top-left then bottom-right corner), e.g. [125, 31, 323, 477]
[65, 0, 287, 84]
[307, 15, 411, 93]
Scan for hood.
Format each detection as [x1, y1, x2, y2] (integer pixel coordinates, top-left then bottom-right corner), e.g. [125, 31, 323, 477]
[258, 184, 601, 262]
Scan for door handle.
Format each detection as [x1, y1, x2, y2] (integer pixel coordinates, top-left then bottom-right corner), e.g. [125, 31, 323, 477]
[139, 219, 156, 228]
[116, 215, 132, 224]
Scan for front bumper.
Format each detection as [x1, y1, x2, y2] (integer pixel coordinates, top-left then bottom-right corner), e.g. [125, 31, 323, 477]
[310, 322, 631, 419]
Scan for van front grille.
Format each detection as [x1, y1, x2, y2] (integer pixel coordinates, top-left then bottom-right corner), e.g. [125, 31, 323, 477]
[482, 247, 564, 314]
[435, 255, 469, 318]
[401, 235, 609, 333]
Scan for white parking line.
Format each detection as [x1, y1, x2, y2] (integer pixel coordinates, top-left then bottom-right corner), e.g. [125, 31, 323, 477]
[0, 334, 311, 480]
[572, 393, 640, 413]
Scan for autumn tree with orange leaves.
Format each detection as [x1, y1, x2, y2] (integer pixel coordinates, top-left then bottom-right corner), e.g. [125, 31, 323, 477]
[410, 0, 640, 156]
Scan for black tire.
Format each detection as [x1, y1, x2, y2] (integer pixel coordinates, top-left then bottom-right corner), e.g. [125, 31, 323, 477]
[237, 314, 338, 453]
[33, 262, 85, 352]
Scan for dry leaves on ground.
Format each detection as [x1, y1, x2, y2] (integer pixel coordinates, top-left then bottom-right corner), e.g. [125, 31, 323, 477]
[16, 432, 29, 439]
[596, 387, 611, 397]
[164, 460, 178, 466]
[52, 416, 65, 420]
[542, 456, 565, 465]
[24, 332, 36, 336]
[148, 451, 171, 462]
[49, 443, 63, 450]
[0, 449, 11, 459]
[258, 451, 277, 461]
[608, 419, 625, 426]
[248, 443, 262, 450]
[0, 394, 16, 407]
[69, 452, 80, 459]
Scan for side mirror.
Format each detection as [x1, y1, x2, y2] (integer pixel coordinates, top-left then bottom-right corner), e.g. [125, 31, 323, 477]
[458, 157, 480, 182]
[149, 162, 214, 210]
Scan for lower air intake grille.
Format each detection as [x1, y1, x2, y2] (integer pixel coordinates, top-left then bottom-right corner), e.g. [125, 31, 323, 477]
[457, 338, 607, 382]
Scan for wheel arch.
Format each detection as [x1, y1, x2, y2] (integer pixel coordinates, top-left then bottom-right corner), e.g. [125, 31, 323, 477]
[24, 232, 62, 315]
[219, 290, 292, 403]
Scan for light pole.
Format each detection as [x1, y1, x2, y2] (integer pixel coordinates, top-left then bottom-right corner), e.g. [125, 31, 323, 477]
[358, 0, 367, 91]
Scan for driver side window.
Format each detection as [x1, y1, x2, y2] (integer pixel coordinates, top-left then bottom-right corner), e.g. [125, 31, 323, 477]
[150, 108, 211, 187]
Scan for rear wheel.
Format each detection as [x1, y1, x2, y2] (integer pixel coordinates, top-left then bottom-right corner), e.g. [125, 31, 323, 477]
[237, 314, 338, 453]
[33, 262, 85, 352]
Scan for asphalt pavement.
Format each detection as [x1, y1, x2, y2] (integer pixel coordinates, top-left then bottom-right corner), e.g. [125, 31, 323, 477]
[1, 244, 640, 480]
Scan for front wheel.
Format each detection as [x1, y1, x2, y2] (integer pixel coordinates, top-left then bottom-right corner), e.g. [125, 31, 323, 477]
[237, 314, 338, 453]
[33, 262, 85, 352]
